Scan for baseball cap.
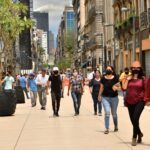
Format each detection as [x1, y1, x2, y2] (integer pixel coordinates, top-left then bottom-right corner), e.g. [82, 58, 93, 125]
[53, 67, 59, 71]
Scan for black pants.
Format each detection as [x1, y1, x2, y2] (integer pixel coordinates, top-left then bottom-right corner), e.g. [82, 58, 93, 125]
[128, 101, 145, 138]
[92, 93, 102, 113]
[51, 91, 61, 114]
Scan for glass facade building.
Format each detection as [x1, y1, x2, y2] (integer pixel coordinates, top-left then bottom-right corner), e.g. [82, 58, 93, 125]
[65, 11, 75, 32]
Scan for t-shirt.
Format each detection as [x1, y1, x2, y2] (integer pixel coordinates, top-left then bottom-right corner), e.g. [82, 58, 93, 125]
[36, 74, 49, 87]
[28, 79, 37, 92]
[89, 79, 101, 95]
[4, 76, 15, 90]
[126, 79, 145, 104]
[101, 76, 119, 97]
[49, 75, 62, 93]
[19, 76, 27, 88]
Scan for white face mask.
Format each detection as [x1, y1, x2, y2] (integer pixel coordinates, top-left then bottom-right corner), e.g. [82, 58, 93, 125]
[73, 72, 78, 77]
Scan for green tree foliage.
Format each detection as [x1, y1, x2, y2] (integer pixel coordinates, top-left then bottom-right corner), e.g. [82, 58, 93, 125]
[58, 31, 74, 69]
[0, 0, 33, 53]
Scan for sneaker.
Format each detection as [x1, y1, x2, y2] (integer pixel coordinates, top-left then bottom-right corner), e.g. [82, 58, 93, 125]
[41, 107, 46, 110]
[137, 133, 143, 143]
[104, 129, 109, 134]
[94, 112, 97, 115]
[98, 113, 102, 116]
[55, 112, 59, 117]
[131, 138, 137, 146]
[114, 127, 118, 132]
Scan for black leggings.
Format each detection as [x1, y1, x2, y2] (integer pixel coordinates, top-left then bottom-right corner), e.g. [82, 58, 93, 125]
[128, 101, 145, 138]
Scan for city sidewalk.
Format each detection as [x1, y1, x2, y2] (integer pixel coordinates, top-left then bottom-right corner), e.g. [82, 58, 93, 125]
[0, 86, 150, 150]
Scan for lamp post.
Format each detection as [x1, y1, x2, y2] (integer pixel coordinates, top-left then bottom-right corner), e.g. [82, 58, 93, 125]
[104, 23, 116, 70]
[121, 7, 136, 62]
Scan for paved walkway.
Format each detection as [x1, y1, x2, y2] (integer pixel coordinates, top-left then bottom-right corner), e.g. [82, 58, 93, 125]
[0, 87, 150, 150]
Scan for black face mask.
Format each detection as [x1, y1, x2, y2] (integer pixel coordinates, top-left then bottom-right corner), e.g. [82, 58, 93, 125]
[132, 69, 140, 75]
[125, 71, 129, 75]
[106, 70, 113, 75]
[53, 71, 58, 75]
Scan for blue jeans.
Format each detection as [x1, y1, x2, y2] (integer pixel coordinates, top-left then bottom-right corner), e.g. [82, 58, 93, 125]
[92, 93, 102, 113]
[102, 96, 119, 129]
[71, 91, 82, 114]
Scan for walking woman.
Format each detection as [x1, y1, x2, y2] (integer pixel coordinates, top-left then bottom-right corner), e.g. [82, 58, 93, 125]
[89, 70, 102, 115]
[67, 69, 84, 116]
[122, 61, 145, 146]
[98, 66, 119, 134]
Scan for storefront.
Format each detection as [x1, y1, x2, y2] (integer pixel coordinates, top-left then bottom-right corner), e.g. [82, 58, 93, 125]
[142, 39, 150, 76]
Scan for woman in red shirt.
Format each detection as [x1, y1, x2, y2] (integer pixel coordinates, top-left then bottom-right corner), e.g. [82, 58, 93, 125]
[122, 61, 145, 146]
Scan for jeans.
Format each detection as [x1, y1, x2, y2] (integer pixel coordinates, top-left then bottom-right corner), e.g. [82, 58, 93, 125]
[30, 91, 37, 106]
[51, 91, 61, 114]
[102, 96, 119, 129]
[71, 91, 82, 114]
[92, 93, 102, 113]
[38, 87, 47, 108]
[22, 87, 30, 99]
[128, 101, 144, 138]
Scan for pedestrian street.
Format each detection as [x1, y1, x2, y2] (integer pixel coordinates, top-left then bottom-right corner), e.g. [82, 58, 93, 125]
[0, 86, 150, 150]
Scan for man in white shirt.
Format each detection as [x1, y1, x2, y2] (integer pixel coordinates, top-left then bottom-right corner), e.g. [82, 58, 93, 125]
[1, 71, 15, 90]
[36, 69, 49, 110]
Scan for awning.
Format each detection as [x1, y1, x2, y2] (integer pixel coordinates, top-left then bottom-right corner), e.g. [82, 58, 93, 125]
[81, 61, 88, 68]
[142, 39, 150, 51]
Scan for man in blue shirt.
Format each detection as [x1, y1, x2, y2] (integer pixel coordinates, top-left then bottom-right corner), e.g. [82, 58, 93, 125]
[19, 74, 30, 99]
[27, 73, 37, 107]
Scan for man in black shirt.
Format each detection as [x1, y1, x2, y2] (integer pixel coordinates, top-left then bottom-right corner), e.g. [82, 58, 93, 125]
[48, 67, 62, 117]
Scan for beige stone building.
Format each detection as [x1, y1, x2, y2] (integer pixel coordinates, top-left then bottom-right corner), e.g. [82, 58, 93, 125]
[72, 0, 85, 68]
[83, 0, 104, 72]
[113, 0, 150, 75]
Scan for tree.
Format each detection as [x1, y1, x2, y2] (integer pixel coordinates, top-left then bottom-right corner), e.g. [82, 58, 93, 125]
[58, 31, 74, 69]
[0, 0, 33, 75]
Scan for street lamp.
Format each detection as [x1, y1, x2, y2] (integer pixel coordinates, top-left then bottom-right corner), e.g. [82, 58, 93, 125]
[121, 7, 136, 61]
[94, 32, 104, 73]
[104, 23, 116, 70]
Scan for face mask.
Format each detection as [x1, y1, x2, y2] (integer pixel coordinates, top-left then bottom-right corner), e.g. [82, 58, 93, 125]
[125, 71, 129, 75]
[106, 70, 112, 75]
[132, 69, 140, 75]
[73, 72, 78, 76]
[53, 71, 58, 74]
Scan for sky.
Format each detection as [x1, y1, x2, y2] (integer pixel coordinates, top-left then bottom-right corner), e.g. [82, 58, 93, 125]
[33, 0, 72, 40]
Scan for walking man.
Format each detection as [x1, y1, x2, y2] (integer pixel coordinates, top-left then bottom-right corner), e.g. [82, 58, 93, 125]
[36, 69, 49, 110]
[48, 67, 62, 117]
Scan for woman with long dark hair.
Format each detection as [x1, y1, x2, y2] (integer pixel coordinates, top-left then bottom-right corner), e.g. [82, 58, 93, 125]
[98, 66, 119, 134]
[89, 70, 102, 115]
[122, 61, 145, 146]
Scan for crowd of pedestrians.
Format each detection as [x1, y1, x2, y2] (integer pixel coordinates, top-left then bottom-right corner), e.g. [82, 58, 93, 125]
[0, 60, 150, 147]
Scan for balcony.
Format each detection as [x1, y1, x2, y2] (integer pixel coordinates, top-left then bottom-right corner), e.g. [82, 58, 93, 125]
[84, 38, 96, 50]
[88, 7, 96, 21]
[140, 11, 148, 29]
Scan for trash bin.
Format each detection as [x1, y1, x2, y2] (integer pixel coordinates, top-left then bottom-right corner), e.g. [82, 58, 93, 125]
[15, 86, 25, 104]
[0, 90, 17, 116]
